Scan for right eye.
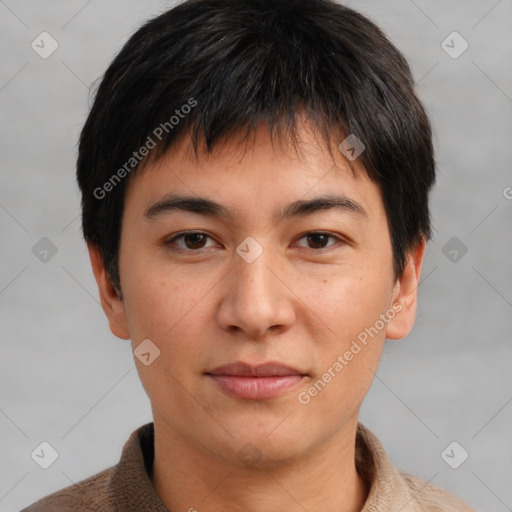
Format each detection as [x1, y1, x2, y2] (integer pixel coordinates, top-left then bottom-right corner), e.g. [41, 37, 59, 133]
[165, 231, 219, 252]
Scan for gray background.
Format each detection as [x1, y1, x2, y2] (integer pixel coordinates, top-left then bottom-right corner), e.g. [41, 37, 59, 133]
[1, 1, 511, 511]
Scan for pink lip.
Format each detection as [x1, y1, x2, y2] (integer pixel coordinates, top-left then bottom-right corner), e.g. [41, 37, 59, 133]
[206, 361, 307, 400]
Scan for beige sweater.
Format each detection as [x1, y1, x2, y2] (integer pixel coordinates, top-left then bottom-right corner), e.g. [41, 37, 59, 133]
[21, 422, 476, 511]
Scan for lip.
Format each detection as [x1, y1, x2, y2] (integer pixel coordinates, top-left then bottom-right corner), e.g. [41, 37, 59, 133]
[206, 361, 308, 400]
[207, 361, 306, 377]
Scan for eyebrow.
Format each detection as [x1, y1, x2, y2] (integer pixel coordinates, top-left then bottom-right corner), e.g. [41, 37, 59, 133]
[144, 193, 368, 221]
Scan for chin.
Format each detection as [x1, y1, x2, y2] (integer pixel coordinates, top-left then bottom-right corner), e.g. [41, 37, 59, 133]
[223, 437, 307, 470]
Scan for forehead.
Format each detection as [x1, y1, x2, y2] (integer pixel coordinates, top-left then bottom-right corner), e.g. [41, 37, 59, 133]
[122, 124, 385, 226]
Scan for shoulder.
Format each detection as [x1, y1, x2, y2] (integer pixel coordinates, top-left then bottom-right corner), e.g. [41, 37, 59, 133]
[355, 423, 477, 511]
[20, 466, 115, 512]
[400, 471, 477, 511]
[20, 422, 158, 512]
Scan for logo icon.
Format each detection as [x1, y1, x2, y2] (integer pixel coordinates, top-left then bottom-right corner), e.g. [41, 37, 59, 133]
[236, 236, 263, 264]
[441, 441, 469, 469]
[31, 441, 59, 469]
[441, 32, 468, 59]
[338, 134, 365, 161]
[31, 32, 59, 59]
[133, 339, 161, 366]
[237, 442, 262, 467]
[32, 237, 58, 263]
[442, 237, 468, 263]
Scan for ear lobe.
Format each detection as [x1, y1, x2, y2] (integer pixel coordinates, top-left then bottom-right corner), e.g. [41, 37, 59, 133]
[385, 238, 426, 341]
[87, 244, 131, 340]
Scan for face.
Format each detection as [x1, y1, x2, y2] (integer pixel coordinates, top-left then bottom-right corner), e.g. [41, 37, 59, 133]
[90, 124, 424, 467]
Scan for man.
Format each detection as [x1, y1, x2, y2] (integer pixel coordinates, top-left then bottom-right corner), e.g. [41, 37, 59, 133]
[22, 0, 476, 510]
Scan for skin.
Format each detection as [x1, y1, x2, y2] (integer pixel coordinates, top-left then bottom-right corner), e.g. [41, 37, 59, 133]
[89, 123, 425, 512]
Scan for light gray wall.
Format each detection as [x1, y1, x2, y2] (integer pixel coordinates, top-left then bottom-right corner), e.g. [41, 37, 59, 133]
[1, 1, 510, 511]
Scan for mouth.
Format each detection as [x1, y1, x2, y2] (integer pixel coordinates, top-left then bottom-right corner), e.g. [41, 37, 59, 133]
[205, 361, 308, 400]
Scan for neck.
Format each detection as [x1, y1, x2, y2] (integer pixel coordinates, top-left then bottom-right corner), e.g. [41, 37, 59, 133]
[150, 418, 368, 512]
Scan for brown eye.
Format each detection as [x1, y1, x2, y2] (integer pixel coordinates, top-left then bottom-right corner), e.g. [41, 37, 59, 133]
[167, 231, 216, 252]
[306, 233, 330, 249]
[295, 232, 340, 250]
[182, 233, 208, 249]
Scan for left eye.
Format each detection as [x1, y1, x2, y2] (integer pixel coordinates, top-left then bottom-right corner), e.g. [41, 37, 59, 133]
[295, 232, 340, 249]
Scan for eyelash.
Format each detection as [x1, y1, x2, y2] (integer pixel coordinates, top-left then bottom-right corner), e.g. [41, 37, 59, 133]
[165, 230, 345, 253]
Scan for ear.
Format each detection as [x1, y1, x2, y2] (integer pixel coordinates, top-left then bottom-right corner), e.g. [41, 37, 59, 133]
[87, 243, 130, 340]
[385, 238, 426, 341]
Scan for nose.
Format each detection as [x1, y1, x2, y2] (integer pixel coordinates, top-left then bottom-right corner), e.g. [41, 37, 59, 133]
[215, 242, 296, 340]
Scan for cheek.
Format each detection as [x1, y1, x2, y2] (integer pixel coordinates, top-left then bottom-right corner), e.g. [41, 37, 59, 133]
[124, 271, 213, 408]
[305, 264, 394, 341]
[298, 265, 393, 400]
[122, 262, 221, 386]
[122, 259, 204, 338]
